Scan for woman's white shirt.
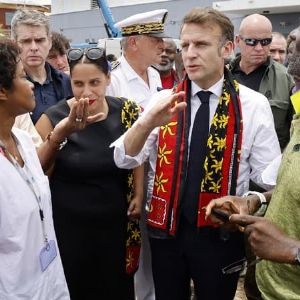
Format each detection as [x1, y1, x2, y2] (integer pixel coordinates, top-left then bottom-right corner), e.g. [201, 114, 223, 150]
[0, 128, 69, 299]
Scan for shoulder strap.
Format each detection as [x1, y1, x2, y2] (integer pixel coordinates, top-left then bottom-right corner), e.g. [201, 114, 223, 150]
[111, 60, 120, 71]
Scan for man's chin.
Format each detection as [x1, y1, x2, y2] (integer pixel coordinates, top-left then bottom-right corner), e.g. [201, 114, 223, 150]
[157, 63, 173, 72]
[26, 60, 43, 67]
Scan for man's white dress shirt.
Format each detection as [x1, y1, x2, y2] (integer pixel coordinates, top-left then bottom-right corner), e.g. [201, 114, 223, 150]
[113, 77, 281, 196]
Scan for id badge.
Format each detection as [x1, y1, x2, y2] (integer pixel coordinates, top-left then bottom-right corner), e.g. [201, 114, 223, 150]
[39, 240, 57, 272]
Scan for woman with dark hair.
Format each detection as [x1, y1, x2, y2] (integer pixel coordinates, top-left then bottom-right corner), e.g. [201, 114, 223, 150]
[36, 48, 142, 300]
[0, 39, 70, 299]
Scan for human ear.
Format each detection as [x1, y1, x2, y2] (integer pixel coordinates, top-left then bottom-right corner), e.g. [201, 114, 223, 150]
[222, 40, 234, 59]
[0, 87, 8, 102]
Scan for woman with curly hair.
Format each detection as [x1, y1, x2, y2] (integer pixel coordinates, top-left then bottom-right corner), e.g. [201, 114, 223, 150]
[0, 39, 70, 299]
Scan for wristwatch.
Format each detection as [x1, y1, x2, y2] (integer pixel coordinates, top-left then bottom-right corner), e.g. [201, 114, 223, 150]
[295, 248, 300, 265]
[242, 191, 268, 216]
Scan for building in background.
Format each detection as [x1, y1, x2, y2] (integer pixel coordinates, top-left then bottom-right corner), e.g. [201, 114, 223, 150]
[49, 0, 300, 46]
[0, 0, 50, 37]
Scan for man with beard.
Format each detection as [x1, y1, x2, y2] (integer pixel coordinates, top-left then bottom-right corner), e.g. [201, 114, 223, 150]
[154, 38, 179, 89]
[230, 14, 294, 150]
[206, 28, 300, 300]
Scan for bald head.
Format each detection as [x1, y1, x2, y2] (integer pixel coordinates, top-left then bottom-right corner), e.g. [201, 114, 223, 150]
[236, 14, 273, 72]
[239, 14, 272, 36]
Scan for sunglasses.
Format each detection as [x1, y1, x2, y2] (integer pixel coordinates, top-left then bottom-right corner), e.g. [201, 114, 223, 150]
[67, 47, 106, 62]
[239, 36, 272, 47]
[222, 256, 262, 275]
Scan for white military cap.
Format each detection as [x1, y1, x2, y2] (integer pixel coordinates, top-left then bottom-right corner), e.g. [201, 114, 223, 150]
[115, 9, 169, 38]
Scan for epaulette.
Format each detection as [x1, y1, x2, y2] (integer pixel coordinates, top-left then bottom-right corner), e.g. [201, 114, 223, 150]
[111, 60, 120, 71]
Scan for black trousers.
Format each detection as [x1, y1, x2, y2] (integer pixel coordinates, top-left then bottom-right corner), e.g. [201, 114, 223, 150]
[150, 218, 245, 300]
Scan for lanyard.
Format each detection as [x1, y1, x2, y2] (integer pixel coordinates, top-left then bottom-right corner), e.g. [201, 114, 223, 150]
[0, 136, 48, 244]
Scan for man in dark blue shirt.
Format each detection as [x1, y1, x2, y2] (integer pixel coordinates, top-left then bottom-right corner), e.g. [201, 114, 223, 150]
[11, 9, 73, 124]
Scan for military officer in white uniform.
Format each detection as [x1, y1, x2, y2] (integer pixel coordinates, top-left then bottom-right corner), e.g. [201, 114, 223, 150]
[106, 9, 169, 300]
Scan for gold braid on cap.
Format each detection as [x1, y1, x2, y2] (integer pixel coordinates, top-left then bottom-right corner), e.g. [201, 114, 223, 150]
[121, 22, 164, 36]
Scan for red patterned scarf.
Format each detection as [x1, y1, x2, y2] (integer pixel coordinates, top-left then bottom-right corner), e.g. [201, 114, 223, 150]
[147, 69, 243, 236]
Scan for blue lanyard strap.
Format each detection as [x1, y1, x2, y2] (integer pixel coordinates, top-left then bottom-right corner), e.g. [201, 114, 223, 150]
[0, 136, 48, 244]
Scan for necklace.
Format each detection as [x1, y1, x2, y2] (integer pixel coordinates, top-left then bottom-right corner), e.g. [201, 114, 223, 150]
[5, 148, 19, 162]
[0, 133, 23, 164]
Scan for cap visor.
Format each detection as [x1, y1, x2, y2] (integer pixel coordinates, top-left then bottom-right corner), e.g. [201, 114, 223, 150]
[147, 32, 170, 38]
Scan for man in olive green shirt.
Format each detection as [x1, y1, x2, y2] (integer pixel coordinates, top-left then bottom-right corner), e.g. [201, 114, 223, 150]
[206, 27, 300, 299]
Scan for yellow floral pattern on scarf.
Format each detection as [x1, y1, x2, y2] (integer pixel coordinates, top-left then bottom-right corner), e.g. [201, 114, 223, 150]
[120, 98, 141, 274]
[201, 80, 239, 193]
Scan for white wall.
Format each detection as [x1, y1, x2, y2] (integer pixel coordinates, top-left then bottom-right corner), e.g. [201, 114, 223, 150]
[51, 0, 91, 14]
[51, 0, 172, 14]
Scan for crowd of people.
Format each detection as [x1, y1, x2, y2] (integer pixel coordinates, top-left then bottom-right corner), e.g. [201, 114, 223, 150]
[0, 4, 299, 300]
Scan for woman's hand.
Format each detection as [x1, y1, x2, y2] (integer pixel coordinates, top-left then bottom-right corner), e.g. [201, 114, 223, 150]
[53, 98, 105, 138]
[127, 195, 142, 221]
[55, 98, 105, 136]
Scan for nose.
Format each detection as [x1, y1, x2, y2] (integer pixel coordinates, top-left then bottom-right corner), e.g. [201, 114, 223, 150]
[273, 51, 280, 62]
[82, 84, 92, 98]
[185, 44, 197, 58]
[158, 39, 164, 50]
[56, 55, 65, 66]
[161, 49, 168, 57]
[30, 40, 38, 51]
[254, 42, 264, 51]
[27, 79, 34, 90]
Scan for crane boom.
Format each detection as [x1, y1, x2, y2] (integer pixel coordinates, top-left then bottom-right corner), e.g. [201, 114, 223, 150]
[96, 0, 121, 38]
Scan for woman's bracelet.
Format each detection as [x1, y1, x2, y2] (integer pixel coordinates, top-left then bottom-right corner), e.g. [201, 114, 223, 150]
[46, 131, 68, 151]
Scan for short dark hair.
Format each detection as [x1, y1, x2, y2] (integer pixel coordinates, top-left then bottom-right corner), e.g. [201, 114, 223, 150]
[50, 31, 70, 55]
[182, 7, 234, 43]
[0, 39, 20, 90]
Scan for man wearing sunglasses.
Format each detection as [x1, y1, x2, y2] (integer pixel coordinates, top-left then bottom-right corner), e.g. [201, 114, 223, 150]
[230, 14, 294, 151]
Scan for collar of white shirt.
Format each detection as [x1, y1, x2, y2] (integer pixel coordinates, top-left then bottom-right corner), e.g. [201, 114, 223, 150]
[120, 55, 156, 83]
[191, 76, 224, 99]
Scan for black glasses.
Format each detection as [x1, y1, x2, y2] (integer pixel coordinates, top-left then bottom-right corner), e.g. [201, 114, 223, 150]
[222, 256, 262, 275]
[239, 36, 272, 47]
[67, 47, 106, 62]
